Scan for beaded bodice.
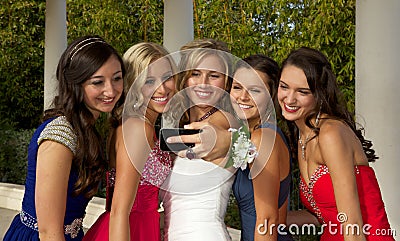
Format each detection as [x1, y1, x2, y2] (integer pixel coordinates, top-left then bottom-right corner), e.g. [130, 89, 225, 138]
[38, 116, 77, 154]
[140, 139, 173, 187]
[299, 165, 330, 223]
[299, 165, 394, 240]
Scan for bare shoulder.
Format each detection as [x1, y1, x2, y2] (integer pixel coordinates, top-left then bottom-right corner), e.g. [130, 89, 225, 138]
[317, 119, 358, 164]
[251, 127, 275, 146]
[318, 119, 352, 145]
[116, 117, 154, 145]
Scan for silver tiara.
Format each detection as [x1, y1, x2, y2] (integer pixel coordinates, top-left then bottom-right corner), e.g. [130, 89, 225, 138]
[70, 37, 106, 61]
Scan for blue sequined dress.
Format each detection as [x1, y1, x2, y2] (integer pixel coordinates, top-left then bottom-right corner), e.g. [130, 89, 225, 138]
[4, 116, 90, 241]
[232, 123, 294, 241]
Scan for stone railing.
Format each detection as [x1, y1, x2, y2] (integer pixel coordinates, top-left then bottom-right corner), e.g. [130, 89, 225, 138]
[0, 182, 106, 229]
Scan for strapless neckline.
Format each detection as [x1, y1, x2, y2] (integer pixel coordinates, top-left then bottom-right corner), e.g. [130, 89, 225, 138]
[161, 157, 234, 241]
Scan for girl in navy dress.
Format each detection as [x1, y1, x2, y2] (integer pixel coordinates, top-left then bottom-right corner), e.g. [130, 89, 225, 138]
[231, 54, 294, 241]
[3, 35, 125, 241]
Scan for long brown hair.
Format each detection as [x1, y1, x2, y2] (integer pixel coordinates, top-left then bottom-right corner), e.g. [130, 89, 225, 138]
[44, 35, 126, 197]
[281, 47, 378, 162]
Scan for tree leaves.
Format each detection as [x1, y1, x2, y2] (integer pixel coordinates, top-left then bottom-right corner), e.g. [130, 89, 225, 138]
[0, 0, 45, 129]
[0, 0, 356, 129]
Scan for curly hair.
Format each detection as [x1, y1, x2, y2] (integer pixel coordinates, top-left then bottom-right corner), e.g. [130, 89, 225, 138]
[43, 35, 126, 197]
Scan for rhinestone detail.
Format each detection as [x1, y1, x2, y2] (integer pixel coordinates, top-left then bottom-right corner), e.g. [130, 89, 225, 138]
[106, 141, 172, 189]
[38, 116, 77, 155]
[107, 168, 116, 186]
[300, 165, 329, 223]
[64, 217, 83, 238]
[20, 210, 84, 238]
[140, 140, 173, 187]
[300, 165, 362, 224]
[20, 210, 38, 231]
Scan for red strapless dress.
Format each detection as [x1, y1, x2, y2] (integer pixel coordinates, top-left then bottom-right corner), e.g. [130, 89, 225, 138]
[299, 165, 395, 241]
[83, 140, 172, 241]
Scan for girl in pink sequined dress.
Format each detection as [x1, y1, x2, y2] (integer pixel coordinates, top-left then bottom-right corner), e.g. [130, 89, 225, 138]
[83, 42, 176, 241]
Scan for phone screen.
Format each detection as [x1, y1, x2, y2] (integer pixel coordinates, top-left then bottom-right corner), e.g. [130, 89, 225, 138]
[159, 128, 202, 152]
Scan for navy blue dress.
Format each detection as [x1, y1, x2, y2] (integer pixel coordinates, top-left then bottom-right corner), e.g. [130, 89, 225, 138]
[232, 123, 294, 241]
[4, 116, 90, 241]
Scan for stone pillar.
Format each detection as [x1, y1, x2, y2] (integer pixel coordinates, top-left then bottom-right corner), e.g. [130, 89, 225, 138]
[356, 0, 400, 233]
[44, 0, 67, 110]
[163, 0, 194, 53]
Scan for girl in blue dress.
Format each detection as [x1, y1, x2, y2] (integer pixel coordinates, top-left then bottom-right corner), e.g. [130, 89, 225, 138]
[3, 35, 125, 241]
[230, 54, 294, 241]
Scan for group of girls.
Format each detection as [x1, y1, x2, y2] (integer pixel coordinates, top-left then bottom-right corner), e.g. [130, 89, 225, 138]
[3, 35, 394, 241]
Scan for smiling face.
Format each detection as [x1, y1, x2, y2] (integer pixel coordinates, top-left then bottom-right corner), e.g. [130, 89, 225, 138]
[185, 54, 226, 107]
[277, 65, 317, 124]
[141, 58, 175, 118]
[231, 67, 271, 128]
[82, 55, 124, 119]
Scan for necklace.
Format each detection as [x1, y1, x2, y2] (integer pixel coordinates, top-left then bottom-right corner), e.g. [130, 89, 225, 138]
[298, 111, 322, 160]
[298, 131, 313, 160]
[197, 107, 218, 122]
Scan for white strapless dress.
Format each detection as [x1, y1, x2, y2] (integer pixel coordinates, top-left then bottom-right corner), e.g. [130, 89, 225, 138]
[160, 157, 235, 241]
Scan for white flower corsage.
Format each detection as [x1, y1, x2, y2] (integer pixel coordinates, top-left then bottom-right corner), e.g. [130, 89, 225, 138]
[225, 125, 258, 170]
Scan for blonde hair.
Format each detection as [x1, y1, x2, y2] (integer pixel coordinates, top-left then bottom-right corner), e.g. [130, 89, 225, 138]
[166, 38, 234, 126]
[180, 38, 230, 52]
[121, 42, 176, 119]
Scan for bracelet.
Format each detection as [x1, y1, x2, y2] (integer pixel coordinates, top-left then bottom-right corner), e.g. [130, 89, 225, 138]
[225, 125, 258, 170]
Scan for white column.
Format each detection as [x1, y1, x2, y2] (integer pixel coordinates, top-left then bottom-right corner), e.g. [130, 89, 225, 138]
[356, 0, 400, 233]
[44, 0, 67, 110]
[163, 0, 194, 53]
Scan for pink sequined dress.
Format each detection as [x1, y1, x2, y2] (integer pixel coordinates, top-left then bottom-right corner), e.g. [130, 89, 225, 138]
[299, 165, 394, 241]
[83, 139, 173, 241]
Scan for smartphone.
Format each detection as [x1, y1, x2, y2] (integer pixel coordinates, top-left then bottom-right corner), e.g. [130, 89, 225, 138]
[159, 128, 202, 152]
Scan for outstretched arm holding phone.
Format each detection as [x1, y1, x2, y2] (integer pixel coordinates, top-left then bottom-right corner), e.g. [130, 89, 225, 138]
[164, 121, 233, 162]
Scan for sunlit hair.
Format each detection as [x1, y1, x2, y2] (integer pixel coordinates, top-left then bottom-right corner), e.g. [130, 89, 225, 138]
[120, 42, 175, 121]
[169, 38, 233, 126]
[234, 54, 280, 127]
[43, 35, 126, 197]
[180, 38, 230, 52]
[281, 47, 377, 162]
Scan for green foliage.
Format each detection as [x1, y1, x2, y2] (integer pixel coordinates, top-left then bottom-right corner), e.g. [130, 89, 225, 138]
[66, 0, 164, 57]
[193, 0, 356, 112]
[0, 0, 355, 128]
[0, 121, 35, 184]
[0, 0, 46, 129]
[225, 191, 241, 229]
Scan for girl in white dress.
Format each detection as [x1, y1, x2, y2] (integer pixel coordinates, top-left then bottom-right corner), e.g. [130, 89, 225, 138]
[161, 39, 239, 241]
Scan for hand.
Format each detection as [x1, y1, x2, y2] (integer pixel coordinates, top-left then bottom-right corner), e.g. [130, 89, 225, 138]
[166, 121, 232, 161]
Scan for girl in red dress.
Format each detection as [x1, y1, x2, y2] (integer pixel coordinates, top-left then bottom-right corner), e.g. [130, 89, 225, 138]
[278, 47, 395, 241]
[83, 42, 176, 241]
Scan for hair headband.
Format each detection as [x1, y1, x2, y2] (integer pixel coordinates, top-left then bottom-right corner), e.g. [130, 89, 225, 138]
[70, 37, 106, 61]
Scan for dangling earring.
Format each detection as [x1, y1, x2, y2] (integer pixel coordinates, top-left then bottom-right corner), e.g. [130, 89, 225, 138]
[315, 102, 322, 126]
[266, 113, 271, 122]
[133, 99, 140, 110]
[315, 110, 321, 126]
